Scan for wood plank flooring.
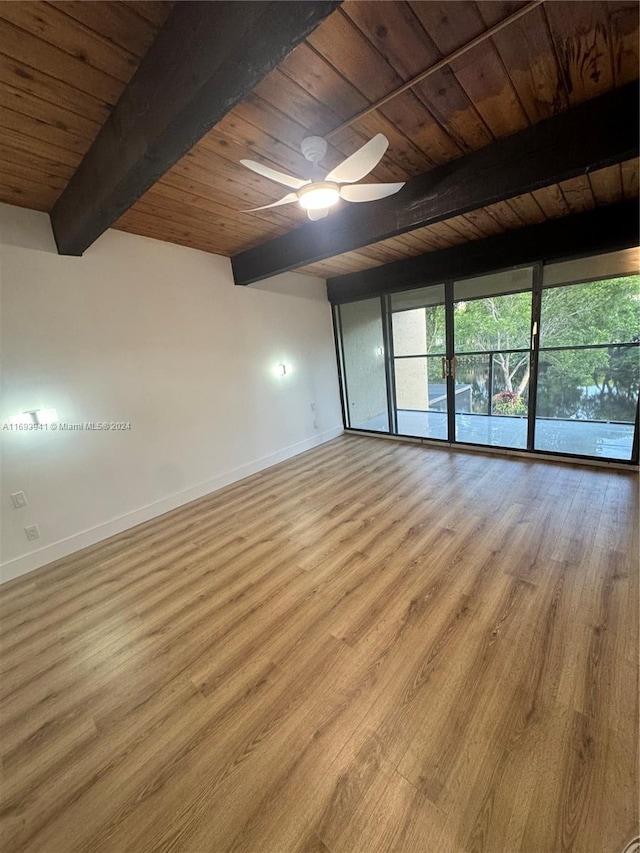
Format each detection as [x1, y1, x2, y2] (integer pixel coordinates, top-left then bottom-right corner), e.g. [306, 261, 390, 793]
[1, 434, 638, 853]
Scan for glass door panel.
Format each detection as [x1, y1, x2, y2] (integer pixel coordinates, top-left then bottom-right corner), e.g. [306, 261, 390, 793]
[390, 284, 448, 440]
[339, 299, 389, 432]
[454, 351, 530, 448]
[453, 271, 533, 449]
[394, 355, 449, 439]
[535, 275, 639, 460]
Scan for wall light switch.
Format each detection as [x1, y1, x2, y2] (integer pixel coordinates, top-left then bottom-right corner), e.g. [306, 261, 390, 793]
[11, 491, 27, 509]
[25, 524, 40, 541]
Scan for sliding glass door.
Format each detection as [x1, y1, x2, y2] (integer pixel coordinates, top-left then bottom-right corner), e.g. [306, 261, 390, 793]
[338, 298, 390, 432]
[387, 270, 535, 449]
[452, 268, 533, 449]
[535, 272, 639, 460]
[334, 249, 638, 464]
[390, 284, 449, 440]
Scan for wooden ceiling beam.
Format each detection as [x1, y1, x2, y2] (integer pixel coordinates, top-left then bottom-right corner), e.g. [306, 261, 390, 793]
[50, 0, 341, 256]
[231, 81, 639, 285]
[326, 200, 640, 304]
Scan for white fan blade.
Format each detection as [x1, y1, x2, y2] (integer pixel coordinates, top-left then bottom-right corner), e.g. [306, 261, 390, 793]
[340, 182, 405, 203]
[240, 159, 310, 190]
[307, 207, 329, 221]
[243, 192, 299, 212]
[324, 134, 389, 184]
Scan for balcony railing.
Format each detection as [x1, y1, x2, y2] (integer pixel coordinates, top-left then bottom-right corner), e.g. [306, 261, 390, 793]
[395, 340, 639, 423]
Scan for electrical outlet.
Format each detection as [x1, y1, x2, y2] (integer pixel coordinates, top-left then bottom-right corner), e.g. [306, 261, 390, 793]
[25, 524, 40, 542]
[313, 420, 319, 431]
[11, 491, 27, 509]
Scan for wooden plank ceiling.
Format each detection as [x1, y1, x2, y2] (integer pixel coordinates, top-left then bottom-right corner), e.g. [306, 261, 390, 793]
[0, 0, 638, 277]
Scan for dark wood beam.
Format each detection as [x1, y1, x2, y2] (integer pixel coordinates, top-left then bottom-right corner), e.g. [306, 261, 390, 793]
[50, 1, 341, 256]
[326, 200, 639, 303]
[232, 81, 639, 285]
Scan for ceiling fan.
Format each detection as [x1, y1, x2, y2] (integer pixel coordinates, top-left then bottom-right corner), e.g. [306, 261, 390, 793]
[240, 134, 405, 221]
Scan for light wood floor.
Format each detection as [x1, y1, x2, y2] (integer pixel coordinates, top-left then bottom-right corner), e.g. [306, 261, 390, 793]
[1, 435, 638, 853]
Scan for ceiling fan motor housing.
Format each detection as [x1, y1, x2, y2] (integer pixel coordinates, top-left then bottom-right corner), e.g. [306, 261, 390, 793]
[301, 136, 328, 163]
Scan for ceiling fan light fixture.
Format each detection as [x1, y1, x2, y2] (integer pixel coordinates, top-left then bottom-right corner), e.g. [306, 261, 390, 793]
[240, 133, 401, 219]
[298, 182, 340, 211]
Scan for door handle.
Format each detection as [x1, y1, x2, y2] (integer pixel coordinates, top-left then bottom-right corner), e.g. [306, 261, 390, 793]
[442, 357, 455, 379]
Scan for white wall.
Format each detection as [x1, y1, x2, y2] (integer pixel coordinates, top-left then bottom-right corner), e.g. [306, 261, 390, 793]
[0, 203, 343, 582]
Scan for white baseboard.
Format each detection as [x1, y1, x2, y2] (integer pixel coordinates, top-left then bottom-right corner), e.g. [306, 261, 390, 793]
[0, 426, 344, 584]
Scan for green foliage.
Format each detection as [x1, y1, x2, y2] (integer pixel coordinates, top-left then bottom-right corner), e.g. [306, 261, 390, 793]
[454, 292, 532, 395]
[452, 276, 639, 421]
[455, 355, 489, 414]
[540, 276, 640, 348]
[396, 275, 639, 423]
[454, 292, 531, 352]
[537, 275, 639, 422]
[493, 390, 527, 416]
